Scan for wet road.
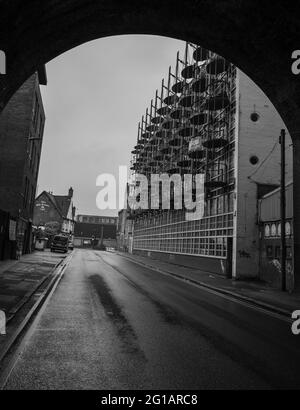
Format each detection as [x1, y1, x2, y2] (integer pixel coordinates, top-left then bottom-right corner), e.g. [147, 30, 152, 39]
[3, 249, 300, 389]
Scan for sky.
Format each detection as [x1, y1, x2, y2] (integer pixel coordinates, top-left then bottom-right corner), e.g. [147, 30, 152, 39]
[38, 35, 186, 217]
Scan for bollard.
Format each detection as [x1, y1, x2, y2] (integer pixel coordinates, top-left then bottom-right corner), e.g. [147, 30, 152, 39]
[0, 310, 6, 335]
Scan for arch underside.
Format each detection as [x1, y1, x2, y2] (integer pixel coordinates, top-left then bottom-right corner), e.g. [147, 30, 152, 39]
[0, 0, 300, 134]
[0, 0, 300, 289]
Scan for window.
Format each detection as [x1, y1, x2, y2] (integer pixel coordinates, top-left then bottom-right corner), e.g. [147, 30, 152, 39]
[264, 224, 270, 237]
[275, 246, 280, 259]
[277, 223, 281, 237]
[271, 224, 277, 237]
[132, 208, 233, 258]
[285, 221, 291, 236]
[217, 196, 224, 214]
[53, 235, 68, 244]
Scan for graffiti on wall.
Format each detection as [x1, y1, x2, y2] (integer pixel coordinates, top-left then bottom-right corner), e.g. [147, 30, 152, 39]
[238, 249, 251, 258]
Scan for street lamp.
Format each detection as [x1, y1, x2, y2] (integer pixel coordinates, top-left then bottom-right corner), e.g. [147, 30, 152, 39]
[279, 129, 286, 291]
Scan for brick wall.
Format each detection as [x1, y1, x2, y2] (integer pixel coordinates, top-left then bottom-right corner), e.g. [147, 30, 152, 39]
[233, 70, 293, 279]
[0, 73, 45, 220]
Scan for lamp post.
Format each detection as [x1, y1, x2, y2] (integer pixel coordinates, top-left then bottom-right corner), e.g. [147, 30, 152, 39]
[279, 129, 286, 291]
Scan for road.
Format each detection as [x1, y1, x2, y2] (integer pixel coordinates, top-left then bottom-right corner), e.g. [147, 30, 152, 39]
[2, 249, 300, 390]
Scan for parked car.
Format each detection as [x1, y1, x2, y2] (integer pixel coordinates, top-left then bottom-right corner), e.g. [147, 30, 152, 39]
[51, 235, 68, 253]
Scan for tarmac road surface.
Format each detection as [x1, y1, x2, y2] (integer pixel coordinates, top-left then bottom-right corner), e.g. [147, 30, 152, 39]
[3, 249, 300, 390]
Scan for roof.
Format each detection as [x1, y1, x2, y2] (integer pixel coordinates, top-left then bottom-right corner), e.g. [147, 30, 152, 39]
[260, 180, 293, 200]
[54, 195, 72, 218]
[258, 181, 293, 222]
[36, 191, 72, 219]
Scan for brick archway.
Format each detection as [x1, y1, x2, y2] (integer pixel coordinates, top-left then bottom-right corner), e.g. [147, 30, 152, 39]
[0, 0, 300, 287]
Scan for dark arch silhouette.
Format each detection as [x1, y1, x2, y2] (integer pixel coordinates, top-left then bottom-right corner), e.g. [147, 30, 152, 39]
[0, 0, 300, 287]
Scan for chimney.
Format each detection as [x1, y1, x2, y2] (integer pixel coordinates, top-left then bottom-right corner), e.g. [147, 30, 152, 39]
[68, 187, 73, 198]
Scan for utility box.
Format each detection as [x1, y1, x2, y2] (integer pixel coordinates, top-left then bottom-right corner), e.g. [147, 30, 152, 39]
[35, 238, 47, 251]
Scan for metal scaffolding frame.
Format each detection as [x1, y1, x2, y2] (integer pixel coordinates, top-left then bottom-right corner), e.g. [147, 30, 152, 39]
[129, 43, 236, 259]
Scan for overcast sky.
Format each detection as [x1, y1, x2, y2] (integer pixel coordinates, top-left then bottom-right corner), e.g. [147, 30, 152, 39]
[38, 35, 186, 217]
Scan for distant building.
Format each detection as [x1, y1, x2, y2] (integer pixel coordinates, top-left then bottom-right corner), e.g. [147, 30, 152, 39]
[74, 214, 117, 249]
[33, 187, 76, 236]
[0, 69, 47, 258]
[76, 214, 117, 225]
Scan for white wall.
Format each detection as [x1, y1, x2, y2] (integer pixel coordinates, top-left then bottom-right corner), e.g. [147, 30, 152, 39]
[234, 70, 293, 278]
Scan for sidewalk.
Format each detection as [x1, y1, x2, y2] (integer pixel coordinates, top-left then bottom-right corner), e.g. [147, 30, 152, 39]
[0, 250, 67, 321]
[117, 252, 300, 316]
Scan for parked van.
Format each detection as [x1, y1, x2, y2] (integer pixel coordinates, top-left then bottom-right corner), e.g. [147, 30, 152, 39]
[51, 235, 68, 253]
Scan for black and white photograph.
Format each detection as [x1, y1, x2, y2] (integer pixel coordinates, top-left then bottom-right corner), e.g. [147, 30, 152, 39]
[0, 0, 299, 399]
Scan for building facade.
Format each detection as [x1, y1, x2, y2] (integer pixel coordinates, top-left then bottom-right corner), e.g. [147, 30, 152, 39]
[0, 70, 47, 258]
[129, 43, 293, 283]
[76, 214, 117, 225]
[74, 214, 117, 248]
[33, 187, 76, 237]
[258, 182, 293, 290]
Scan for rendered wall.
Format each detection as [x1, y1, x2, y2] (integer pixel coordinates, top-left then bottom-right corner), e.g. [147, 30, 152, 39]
[233, 70, 293, 279]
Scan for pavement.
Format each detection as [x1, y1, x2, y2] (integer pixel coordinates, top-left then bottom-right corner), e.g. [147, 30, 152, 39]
[0, 250, 67, 322]
[3, 249, 300, 389]
[116, 251, 300, 316]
